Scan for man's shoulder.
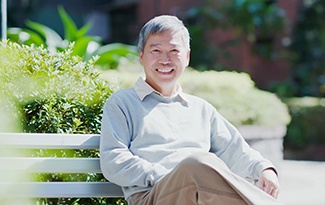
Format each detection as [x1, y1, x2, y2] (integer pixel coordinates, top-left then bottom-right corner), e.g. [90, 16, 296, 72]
[107, 88, 138, 103]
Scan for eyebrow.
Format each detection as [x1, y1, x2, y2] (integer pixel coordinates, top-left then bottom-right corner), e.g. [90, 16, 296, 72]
[149, 43, 181, 48]
[149, 43, 160, 48]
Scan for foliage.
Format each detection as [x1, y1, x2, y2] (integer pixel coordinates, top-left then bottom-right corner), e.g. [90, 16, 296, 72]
[7, 6, 138, 70]
[181, 70, 290, 126]
[0, 40, 112, 133]
[102, 67, 291, 126]
[220, 0, 285, 39]
[284, 97, 325, 148]
[0, 46, 23, 132]
[278, 0, 325, 97]
[186, 0, 285, 71]
[0, 40, 127, 204]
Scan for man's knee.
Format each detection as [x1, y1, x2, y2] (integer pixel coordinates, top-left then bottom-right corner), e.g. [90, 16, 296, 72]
[175, 152, 227, 176]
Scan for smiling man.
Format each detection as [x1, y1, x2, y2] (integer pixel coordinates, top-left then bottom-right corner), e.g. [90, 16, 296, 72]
[100, 15, 282, 205]
[139, 26, 190, 97]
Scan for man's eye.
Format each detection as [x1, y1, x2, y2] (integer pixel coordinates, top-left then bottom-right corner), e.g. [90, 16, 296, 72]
[152, 49, 160, 53]
[171, 49, 179, 53]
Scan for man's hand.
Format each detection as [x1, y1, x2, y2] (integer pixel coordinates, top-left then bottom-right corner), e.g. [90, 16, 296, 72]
[258, 168, 280, 198]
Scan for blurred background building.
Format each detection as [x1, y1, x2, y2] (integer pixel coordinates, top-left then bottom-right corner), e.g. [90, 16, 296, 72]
[4, 0, 303, 89]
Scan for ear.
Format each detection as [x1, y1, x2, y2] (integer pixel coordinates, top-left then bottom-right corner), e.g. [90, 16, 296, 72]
[139, 51, 144, 65]
[186, 49, 191, 66]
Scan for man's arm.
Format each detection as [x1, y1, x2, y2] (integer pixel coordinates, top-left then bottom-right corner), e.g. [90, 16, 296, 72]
[209, 108, 278, 187]
[100, 100, 169, 187]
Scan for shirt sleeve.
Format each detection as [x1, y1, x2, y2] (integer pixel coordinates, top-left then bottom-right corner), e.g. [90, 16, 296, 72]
[100, 98, 169, 187]
[209, 108, 276, 181]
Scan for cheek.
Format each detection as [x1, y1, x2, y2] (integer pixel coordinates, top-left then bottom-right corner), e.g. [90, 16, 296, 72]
[141, 53, 157, 63]
[141, 56, 158, 69]
[177, 54, 189, 65]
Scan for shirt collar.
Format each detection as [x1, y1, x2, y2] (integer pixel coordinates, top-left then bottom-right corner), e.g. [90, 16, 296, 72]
[134, 77, 190, 105]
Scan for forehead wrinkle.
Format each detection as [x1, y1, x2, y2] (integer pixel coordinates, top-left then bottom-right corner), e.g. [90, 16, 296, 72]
[149, 43, 179, 47]
[145, 30, 185, 50]
[148, 39, 182, 48]
[149, 43, 160, 48]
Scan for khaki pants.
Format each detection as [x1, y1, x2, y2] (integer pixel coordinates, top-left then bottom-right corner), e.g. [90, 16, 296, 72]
[130, 153, 282, 205]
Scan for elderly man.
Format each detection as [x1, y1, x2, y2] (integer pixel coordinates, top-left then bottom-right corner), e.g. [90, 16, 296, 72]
[100, 15, 281, 205]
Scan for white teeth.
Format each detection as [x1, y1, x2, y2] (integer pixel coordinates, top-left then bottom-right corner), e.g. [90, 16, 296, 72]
[158, 69, 172, 73]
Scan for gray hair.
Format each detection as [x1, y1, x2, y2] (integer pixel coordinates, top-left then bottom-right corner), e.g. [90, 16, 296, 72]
[138, 15, 190, 52]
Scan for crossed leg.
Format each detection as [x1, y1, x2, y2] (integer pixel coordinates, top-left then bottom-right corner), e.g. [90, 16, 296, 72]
[130, 153, 282, 205]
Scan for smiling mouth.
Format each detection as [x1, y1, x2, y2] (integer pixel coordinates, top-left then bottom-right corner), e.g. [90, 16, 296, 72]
[157, 68, 174, 74]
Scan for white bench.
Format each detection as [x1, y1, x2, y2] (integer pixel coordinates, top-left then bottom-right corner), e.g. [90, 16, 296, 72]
[0, 133, 123, 199]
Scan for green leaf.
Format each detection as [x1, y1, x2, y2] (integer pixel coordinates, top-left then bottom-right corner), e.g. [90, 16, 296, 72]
[95, 52, 120, 68]
[21, 29, 45, 46]
[94, 43, 138, 56]
[72, 37, 96, 57]
[76, 23, 93, 39]
[92, 43, 138, 67]
[25, 20, 63, 50]
[7, 28, 45, 46]
[58, 6, 78, 41]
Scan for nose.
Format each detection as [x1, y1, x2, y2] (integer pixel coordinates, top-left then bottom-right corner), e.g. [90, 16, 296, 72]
[159, 52, 171, 64]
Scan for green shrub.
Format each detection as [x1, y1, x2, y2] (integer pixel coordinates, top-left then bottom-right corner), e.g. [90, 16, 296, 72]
[186, 0, 285, 71]
[182, 70, 290, 126]
[7, 6, 138, 70]
[272, 0, 325, 97]
[285, 97, 325, 148]
[101, 68, 291, 126]
[0, 40, 127, 204]
[0, 40, 112, 133]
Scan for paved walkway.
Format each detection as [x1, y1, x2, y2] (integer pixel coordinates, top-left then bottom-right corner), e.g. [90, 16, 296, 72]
[277, 160, 325, 205]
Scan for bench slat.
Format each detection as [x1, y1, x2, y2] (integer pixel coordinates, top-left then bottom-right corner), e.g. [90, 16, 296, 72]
[0, 133, 125, 199]
[0, 157, 101, 173]
[0, 133, 100, 149]
[0, 182, 124, 198]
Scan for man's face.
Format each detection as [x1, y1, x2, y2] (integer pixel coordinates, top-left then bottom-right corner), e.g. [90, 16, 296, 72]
[139, 30, 190, 95]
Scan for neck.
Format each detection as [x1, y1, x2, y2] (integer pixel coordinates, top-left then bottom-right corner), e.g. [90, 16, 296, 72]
[152, 83, 179, 97]
[144, 76, 180, 97]
[157, 87, 176, 97]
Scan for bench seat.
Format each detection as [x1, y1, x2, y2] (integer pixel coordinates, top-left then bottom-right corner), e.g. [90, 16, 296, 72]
[0, 133, 123, 199]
